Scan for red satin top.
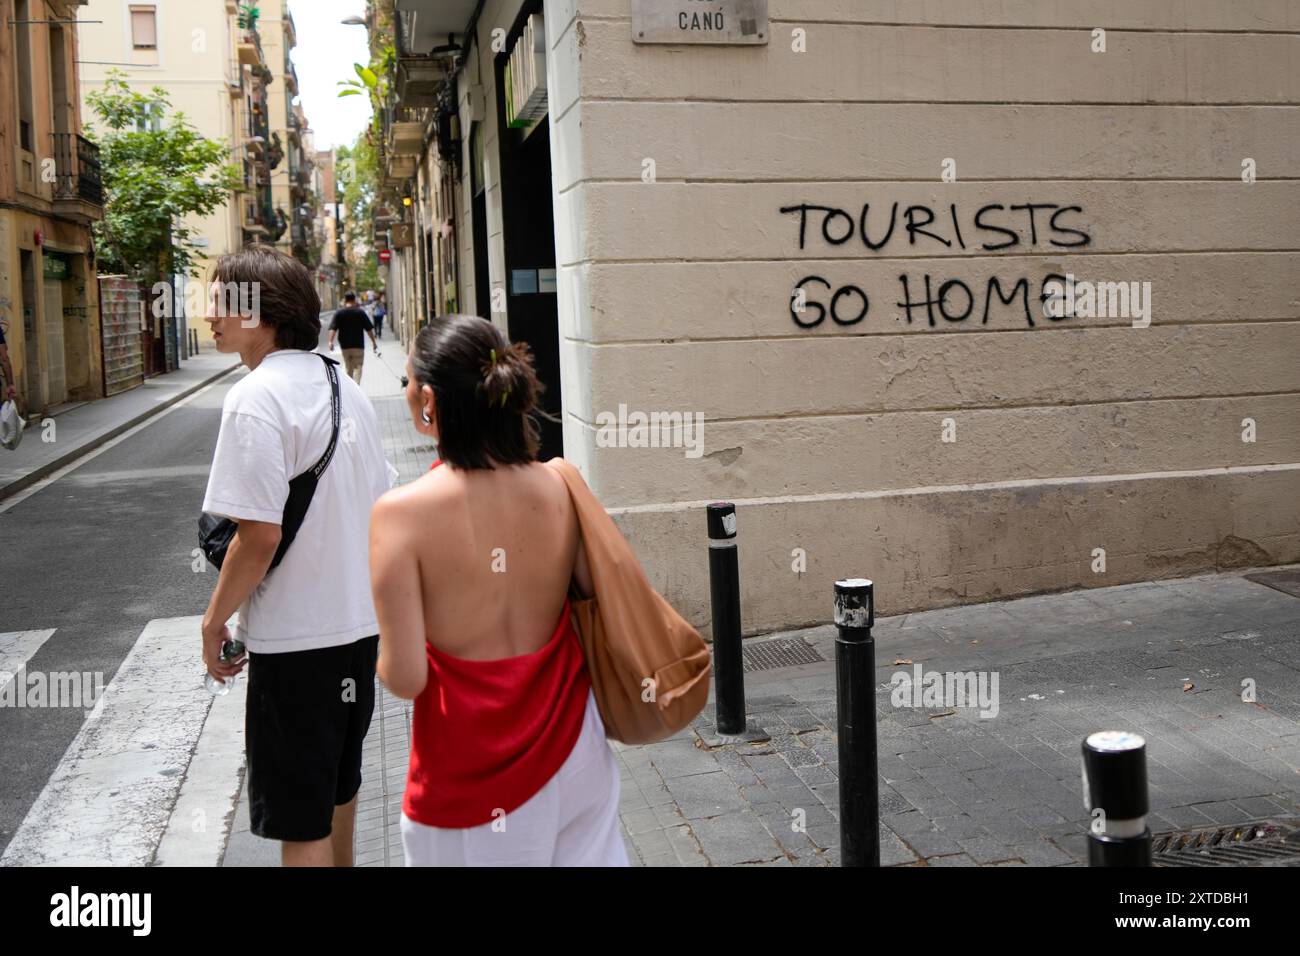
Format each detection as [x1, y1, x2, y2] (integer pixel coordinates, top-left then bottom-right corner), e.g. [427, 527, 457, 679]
[402, 459, 591, 828]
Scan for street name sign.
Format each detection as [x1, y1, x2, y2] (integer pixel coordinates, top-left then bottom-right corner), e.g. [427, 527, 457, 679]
[632, 0, 768, 45]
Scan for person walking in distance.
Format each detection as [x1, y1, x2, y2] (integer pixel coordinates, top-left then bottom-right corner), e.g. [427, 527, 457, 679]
[328, 291, 379, 385]
[201, 246, 394, 867]
[369, 314, 628, 867]
[373, 292, 386, 340]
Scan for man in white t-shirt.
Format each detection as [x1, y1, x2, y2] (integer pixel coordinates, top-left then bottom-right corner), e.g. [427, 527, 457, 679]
[200, 245, 394, 867]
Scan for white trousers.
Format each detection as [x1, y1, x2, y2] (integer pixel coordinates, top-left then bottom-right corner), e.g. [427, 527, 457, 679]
[401, 689, 630, 867]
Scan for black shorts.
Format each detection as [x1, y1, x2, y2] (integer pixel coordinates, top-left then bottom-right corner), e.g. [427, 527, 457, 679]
[245, 635, 378, 842]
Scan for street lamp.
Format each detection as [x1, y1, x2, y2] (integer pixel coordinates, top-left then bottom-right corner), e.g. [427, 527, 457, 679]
[341, 16, 366, 26]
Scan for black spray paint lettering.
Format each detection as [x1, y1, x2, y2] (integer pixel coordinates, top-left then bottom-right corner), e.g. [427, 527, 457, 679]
[795, 273, 1080, 329]
[780, 199, 1093, 330]
[779, 201, 1092, 252]
[896, 274, 1055, 327]
[791, 276, 869, 328]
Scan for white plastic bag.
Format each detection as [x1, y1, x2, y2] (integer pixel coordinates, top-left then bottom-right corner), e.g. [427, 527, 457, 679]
[0, 399, 25, 451]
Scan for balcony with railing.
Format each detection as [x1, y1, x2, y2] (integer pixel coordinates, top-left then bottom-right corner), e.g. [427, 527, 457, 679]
[267, 205, 287, 242]
[51, 133, 104, 222]
[392, 5, 464, 108]
[251, 99, 270, 139]
[240, 101, 270, 164]
[243, 198, 268, 235]
[385, 103, 431, 157]
[237, 25, 265, 68]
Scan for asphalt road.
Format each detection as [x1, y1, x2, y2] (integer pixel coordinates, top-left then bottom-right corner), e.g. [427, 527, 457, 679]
[0, 369, 246, 855]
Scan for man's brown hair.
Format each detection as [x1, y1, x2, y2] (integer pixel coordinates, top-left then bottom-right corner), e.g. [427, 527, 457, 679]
[212, 244, 321, 350]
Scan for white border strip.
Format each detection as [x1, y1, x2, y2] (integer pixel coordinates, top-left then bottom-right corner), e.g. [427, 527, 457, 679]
[155, 678, 247, 867]
[0, 630, 57, 696]
[1, 617, 212, 866]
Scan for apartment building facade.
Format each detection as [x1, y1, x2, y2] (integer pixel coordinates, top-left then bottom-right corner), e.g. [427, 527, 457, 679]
[78, 0, 318, 346]
[254, 0, 317, 274]
[314, 147, 342, 310]
[1, 0, 104, 417]
[384, 0, 1300, 634]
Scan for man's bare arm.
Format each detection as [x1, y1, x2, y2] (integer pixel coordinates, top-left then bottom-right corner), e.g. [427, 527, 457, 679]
[201, 519, 281, 681]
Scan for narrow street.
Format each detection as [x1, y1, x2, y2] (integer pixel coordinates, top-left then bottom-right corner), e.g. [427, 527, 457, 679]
[0, 369, 239, 854]
[0, 311, 425, 861]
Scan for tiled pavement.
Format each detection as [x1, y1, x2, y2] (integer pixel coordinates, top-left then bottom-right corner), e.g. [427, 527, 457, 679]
[625, 573, 1300, 867]
[350, 331, 429, 867]
[225, 317, 1300, 866]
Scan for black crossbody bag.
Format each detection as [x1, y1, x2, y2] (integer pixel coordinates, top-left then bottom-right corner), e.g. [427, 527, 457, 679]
[198, 353, 342, 571]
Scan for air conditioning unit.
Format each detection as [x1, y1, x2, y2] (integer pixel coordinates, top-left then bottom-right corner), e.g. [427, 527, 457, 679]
[505, 13, 546, 128]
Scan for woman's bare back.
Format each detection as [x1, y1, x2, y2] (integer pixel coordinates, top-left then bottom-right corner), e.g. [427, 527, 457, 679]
[388, 460, 579, 660]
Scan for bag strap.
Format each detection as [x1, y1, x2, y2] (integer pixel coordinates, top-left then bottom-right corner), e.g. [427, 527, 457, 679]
[308, 353, 342, 479]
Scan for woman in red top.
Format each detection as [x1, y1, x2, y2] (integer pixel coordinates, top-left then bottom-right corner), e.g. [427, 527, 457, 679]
[369, 315, 628, 866]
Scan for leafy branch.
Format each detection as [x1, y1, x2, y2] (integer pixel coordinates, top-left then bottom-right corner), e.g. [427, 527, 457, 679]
[85, 71, 243, 282]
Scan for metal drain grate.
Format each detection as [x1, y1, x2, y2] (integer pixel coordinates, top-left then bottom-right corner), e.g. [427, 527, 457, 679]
[1153, 818, 1300, 866]
[741, 637, 825, 674]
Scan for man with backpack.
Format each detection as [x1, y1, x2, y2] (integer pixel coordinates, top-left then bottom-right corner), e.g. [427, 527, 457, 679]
[200, 245, 393, 866]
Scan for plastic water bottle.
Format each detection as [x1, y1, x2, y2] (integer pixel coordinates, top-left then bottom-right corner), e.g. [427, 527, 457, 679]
[204, 638, 246, 696]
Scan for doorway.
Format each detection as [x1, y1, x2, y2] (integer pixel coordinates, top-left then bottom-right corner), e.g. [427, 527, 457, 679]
[493, 2, 562, 460]
[43, 272, 66, 406]
[469, 122, 490, 322]
[20, 250, 40, 412]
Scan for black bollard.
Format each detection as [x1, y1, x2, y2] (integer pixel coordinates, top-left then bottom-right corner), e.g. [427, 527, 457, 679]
[1082, 731, 1152, 866]
[706, 502, 745, 735]
[835, 578, 879, 867]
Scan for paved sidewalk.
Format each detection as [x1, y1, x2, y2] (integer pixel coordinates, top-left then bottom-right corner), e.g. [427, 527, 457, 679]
[0, 347, 240, 502]
[221, 326, 1300, 865]
[635, 571, 1300, 867]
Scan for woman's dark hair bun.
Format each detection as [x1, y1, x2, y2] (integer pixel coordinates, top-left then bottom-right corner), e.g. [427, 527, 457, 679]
[480, 341, 537, 414]
[411, 314, 545, 470]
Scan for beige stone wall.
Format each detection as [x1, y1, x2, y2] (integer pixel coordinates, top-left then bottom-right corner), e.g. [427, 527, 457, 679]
[545, 0, 1300, 635]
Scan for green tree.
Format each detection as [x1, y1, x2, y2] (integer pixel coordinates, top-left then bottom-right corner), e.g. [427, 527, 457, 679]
[85, 71, 242, 282]
[336, 134, 382, 292]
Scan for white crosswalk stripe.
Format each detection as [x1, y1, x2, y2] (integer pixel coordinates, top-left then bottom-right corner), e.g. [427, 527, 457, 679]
[1, 616, 245, 867]
[0, 629, 57, 696]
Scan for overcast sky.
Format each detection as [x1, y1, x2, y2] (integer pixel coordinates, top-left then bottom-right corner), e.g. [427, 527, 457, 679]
[288, 0, 373, 151]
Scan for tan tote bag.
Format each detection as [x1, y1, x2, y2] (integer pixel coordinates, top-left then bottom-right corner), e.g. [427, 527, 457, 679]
[546, 458, 711, 745]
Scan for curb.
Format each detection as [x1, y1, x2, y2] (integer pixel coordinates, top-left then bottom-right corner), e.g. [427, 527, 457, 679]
[0, 360, 242, 504]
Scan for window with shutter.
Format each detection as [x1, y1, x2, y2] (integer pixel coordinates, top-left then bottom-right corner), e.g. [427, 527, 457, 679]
[130, 7, 157, 50]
